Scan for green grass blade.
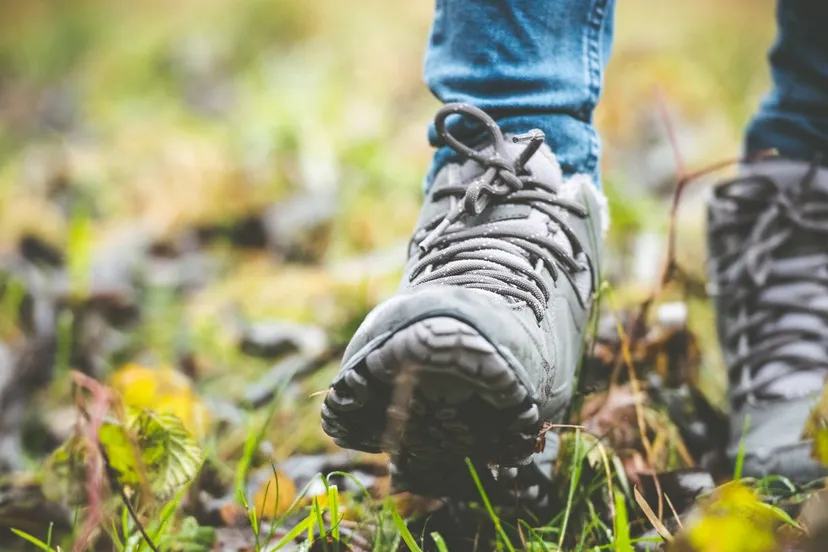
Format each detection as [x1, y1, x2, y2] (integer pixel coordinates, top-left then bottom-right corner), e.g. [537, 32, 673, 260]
[235, 397, 281, 500]
[465, 457, 515, 552]
[269, 471, 326, 531]
[11, 528, 57, 552]
[313, 495, 327, 550]
[253, 480, 268, 538]
[755, 501, 802, 529]
[110, 520, 125, 551]
[328, 484, 340, 541]
[390, 504, 424, 552]
[734, 414, 751, 480]
[272, 515, 315, 551]
[518, 520, 549, 549]
[614, 490, 633, 552]
[558, 429, 584, 550]
[238, 486, 262, 550]
[148, 488, 187, 542]
[121, 503, 130, 541]
[430, 532, 449, 552]
[264, 461, 284, 542]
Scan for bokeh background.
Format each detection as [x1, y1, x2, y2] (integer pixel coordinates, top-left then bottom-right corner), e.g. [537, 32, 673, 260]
[0, 0, 780, 548]
[0, 0, 775, 408]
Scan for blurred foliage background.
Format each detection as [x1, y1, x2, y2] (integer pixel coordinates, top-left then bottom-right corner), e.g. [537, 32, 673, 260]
[0, 0, 773, 250]
[0, 0, 785, 548]
[0, 0, 775, 404]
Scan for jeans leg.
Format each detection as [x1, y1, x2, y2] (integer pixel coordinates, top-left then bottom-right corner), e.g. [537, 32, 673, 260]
[423, 0, 616, 187]
[745, 0, 828, 161]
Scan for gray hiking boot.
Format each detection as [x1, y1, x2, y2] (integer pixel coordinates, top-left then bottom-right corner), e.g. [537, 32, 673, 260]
[708, 157, 828, 483]
[321, 103, 607, 495]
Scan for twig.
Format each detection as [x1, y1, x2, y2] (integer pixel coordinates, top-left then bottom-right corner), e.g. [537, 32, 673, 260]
[70, 372, 160, 551]
[606, 289, 664, 520]
[655, 89, 686, 179]
[97, 427, 160, 552]
[70, 372, 111, 552]
[537, 422, 585, 437]
[114, 474, 160, 552]
[623, 92, 778, 525]
[629, 90, 776, 340]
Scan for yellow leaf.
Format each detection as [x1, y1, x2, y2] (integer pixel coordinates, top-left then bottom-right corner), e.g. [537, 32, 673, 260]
[110, 363, 159, 408]
[673, 483, 781, 552]
[252, 471, 297, 519]
[813, 429, 828, 467]
[803, 385, 828, 467]
[109, 364, 210, 438]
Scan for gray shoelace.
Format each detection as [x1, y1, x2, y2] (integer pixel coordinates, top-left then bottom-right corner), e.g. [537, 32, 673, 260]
[710, 160, 828, 402]
[409, 103, 589, 322]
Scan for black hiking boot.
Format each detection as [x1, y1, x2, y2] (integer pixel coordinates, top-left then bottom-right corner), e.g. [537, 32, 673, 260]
[708, 157, 828, 483]
[321, 103, 607, 496]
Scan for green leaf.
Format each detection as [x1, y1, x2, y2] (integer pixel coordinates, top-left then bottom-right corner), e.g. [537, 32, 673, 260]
[132, 411, 205, 500]
[98, 410, 204, 502]
[100, 419, 142, 488]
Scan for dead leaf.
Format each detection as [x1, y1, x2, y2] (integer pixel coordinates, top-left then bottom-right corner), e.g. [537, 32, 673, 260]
[252, 470, 297, 519]
[219, 501, 248, 527]
[109, 363, 210, 438]
[670, 483, 788, 552]
[581, 384, 644, 451]
[635, 485, 673, 542]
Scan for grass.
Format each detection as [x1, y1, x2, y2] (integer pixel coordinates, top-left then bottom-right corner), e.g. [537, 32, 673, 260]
[558, 430, 585, 550]
[733, 414, 751, 481]
[11, 528, 58, 552]
[466, 457, 516, 552]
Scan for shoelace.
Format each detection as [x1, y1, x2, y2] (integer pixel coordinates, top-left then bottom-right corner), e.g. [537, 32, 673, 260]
[710, 159, 828, 401]
[408, 103, 589, 322]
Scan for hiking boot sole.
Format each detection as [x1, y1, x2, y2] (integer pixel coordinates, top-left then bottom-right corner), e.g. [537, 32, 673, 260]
[322, 316, 542, 492]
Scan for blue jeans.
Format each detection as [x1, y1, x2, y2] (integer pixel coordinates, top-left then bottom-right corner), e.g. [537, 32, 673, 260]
[746, 1, 828, 160]
[424, 0, 828, 186]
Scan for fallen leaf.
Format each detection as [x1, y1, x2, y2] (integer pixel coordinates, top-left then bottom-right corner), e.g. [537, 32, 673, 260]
[131, 410, 205, 500]
[252, 470, 297, 519]
[635, 485, 673, 542]
[219, 501, 249, 527]
[803, 385, 828, 467]
[109, 363, 210, 438]
[580, 384, 644, 451]
[670, 483, 786, 552]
